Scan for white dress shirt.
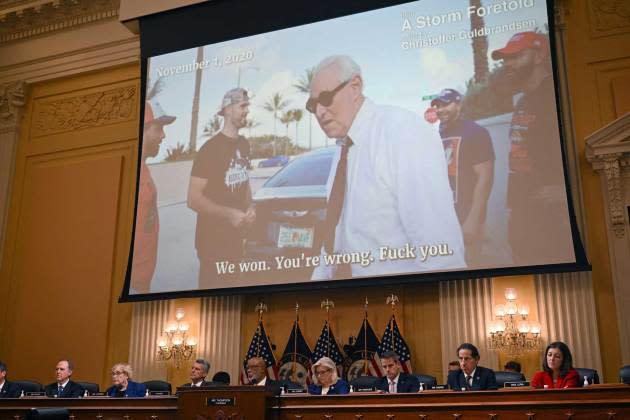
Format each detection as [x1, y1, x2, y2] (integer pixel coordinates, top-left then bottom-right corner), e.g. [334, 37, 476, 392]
[312, 98, 465, 280]
[388, 373, 401, 393]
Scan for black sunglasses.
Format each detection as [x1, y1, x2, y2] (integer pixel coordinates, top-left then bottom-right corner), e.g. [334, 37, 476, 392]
[305, 80, 349, 114]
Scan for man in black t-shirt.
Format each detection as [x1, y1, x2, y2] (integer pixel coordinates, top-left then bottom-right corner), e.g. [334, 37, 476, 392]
[433, 89, 495, 267]
[187, 88, 255, 288]
[492, 32, 572, 265]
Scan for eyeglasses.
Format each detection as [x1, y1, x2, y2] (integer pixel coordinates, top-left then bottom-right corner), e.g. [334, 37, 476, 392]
[111, 371, 125, 376]
[305, 80, 349, 114]
[315, 369, 332, 376]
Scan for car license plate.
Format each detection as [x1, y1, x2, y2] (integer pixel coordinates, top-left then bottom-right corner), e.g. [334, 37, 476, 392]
[277, 226, 314, 248]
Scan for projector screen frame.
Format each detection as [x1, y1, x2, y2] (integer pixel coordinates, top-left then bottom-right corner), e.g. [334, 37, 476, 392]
[119, 0, 590, 303]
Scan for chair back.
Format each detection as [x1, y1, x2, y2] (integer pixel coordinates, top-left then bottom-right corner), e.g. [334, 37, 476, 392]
[13, 380, 43, 393]
[350, 375, 379, 391]
[279, 379, 304, 391]
[495, 371, 526, 387]
[142, 380, 172, 394]
[76, 381, 99, 395]
[575, 368, 600, 385]
[26, 408, 69, 420]
[619, 365, 630, 384]
[413, 374, 437, 389]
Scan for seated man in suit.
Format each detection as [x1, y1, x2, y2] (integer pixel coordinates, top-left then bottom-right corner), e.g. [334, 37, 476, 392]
[246, 357, 280, 394]
[376, 351, 420, 393]
[181, 359, 213, 387]
[447, 343, 498, 391]
[0, 361, 22, 398]
[44, 359, 84, 398]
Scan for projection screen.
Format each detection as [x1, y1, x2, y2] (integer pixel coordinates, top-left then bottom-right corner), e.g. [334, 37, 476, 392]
[121, 0, 589, 300]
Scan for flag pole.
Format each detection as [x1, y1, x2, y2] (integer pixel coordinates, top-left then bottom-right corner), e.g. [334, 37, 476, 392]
[321, 299, 335, 357]
[363, 296, 369, 376]
[386, 294, 399, 353]
[255, 302, 267, 357]
[292, 302, 299, 382]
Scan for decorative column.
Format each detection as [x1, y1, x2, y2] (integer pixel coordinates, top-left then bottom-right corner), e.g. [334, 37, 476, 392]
[586, 113, 630, 366]
[0, 81, 27, 260]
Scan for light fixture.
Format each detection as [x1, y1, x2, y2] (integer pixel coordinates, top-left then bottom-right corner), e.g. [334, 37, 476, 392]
[488, 289, 541, 356]
[156, 308, 196, 367]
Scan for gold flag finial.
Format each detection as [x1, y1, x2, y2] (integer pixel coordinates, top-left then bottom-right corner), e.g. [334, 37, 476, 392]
[321, 299, 335, 312]
[255, 302, 267, 321]
[386, 294, 399, 311]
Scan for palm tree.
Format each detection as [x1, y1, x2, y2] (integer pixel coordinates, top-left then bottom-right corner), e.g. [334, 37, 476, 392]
[291, 108, 303, 151]
[293, 68, 315, 150]
[244, 117, 260, 138]
[189, 46, 204, 153]
[280, 110, 293, 155]
[202, 114, 222, 139]
[263, 92, 290, 156]
[470, 0, 489, 83]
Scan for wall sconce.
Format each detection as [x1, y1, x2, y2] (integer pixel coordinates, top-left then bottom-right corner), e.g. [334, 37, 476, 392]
[488, 289, 541, 356]
[156, 308, 196, 368]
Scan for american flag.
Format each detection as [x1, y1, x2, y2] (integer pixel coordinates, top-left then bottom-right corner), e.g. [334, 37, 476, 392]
[378, 315, 413, 373]
[311, 321, 345, 379]
[348, 317, 384, 378]
[240, 320, 278, 384]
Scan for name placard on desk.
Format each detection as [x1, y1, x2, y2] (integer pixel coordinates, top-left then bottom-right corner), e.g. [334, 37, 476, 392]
[207, 397, 235, 406]
[504, 381, 530, 388]
[149, 391, 170, 396]
[286, 388, 306, 394]
[25, 392, 46, 397]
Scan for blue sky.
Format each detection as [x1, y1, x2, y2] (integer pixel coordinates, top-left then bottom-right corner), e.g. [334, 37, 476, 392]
[147, 0, 550, 163]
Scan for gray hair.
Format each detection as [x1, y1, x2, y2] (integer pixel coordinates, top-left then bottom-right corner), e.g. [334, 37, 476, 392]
[112, 363, 133, 379]
[312, 356, 339, 386]
[381, 351, 400, 362]
[58, 359, 74, 372]
[195, 359, 210, 374]
[313, 55, 362, 84]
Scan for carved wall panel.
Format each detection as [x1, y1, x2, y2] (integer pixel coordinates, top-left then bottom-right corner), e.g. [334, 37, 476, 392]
[588, 0, 630, 38]
[593, 58, 630, 126]
[31, 84, 137, 137]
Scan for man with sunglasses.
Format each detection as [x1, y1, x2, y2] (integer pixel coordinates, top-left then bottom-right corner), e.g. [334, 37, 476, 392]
[187, 88, 255, 288]
[309, 55, 465, 281]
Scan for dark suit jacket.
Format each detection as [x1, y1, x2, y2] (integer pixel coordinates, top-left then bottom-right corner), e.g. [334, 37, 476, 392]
[180, 380, 214, 388]
[308, 379, 350, 395]
[447, 366, 498, 391]
[0, 381, 23, 398]
[376, 372, 420, 393]
[44, 380, 84, 398]
[106, 380, 147, 397]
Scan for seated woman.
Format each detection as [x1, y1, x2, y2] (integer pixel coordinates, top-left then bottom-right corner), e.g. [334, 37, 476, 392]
[531, 341, 579, 389]
[106, 363, 147, 397]
[308, 357, 349, 395]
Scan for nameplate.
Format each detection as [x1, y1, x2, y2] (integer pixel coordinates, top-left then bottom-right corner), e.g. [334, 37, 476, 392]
[504, 381, 530, 388]
[149, 391, 170, 396]
[24, 392, 46, 397]
[207, 397, 235, 406]
[432, 385, 449, 390]
[354, 386, 376, 392]
[89, 392, 107, 397]
[286, 388, 306, 394]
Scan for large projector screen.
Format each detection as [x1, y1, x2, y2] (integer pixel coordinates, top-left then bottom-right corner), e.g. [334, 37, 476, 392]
[122, 0, 589, 299]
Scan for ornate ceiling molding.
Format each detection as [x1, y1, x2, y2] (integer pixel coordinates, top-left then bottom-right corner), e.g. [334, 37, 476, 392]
[0, 0, 120, 45]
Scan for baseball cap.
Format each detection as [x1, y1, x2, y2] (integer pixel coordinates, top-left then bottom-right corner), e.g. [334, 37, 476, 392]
[144, 100, 176, 125]
[218, 87, 250, 116]
[491, 31, 548, 60]
[431, 88, 462, 107]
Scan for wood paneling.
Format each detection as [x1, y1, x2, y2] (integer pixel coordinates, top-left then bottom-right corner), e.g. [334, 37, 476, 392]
[0, 64, 139, 389]
[241, 282, 442, 381]
[564, 0, 630, 380]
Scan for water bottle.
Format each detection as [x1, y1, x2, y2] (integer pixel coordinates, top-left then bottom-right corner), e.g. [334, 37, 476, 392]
[83, 389, 88, 398]
[349, 385, 354, 393]
[419, 382, 424, 392]
[280, 386, 285, 395]
[583, 376, 589, 386]
[20, 390, 24, 398]
[145, 389, 149, 397]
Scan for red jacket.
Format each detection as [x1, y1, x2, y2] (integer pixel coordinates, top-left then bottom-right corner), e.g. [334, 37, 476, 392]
[531, 369, 580, 389]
